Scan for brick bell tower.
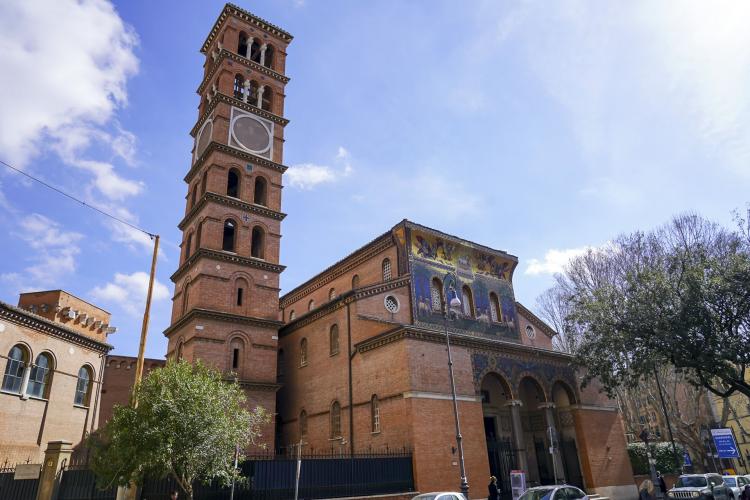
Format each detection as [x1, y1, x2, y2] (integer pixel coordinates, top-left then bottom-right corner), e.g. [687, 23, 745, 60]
[165, 4, 292, 449]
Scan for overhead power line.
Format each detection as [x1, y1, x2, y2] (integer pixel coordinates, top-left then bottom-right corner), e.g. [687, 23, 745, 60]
[0, 158, 156, 238]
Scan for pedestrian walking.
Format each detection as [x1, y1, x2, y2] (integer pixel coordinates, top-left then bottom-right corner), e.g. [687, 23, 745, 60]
[656, 471, 667, 496]
[639, 479, 655, 500]
[170, 489, 179, 500]
[488, 475, 500, 500]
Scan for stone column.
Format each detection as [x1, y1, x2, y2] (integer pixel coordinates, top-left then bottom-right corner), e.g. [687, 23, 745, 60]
[242, 79, 251, 103]
[506, 399, 528, 472]
[246, 37, 254, 59]
[259, 43, 268, 66]
[257, 85, 265, 108]
[36, 440, 72, 500]
[540, 402, 565, 484]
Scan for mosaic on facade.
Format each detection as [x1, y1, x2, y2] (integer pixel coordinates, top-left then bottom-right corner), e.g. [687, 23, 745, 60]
[471, 352, 578, 400]
[408, 229, 519, 340]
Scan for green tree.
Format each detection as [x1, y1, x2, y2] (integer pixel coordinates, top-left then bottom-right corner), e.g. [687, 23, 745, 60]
[88, 359, 270, 500]
[544, 212, 750, 399]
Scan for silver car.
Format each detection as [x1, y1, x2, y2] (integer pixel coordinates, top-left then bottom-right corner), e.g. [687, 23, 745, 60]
[519, 485, 588, 500]
[412, 493, 468, 500]
[722, 476, 750, 500]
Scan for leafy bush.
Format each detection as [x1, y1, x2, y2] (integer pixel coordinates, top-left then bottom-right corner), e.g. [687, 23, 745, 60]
[628, 442, 684, 475]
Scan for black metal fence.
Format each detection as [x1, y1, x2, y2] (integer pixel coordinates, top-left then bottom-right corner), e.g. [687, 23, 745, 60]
[0, 464, 40, 500]
[58, 460, 117, 500]
[140, 450, 415, 500]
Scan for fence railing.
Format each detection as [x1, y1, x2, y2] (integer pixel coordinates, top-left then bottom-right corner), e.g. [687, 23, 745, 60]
[0, 464, 41, 500]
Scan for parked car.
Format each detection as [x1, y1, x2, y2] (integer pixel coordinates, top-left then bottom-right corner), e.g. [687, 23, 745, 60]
[722, 476, 750, 500]
[668, 474, 731, 500]
[412, 493, 468, 500]
[518, 485, 588, 500]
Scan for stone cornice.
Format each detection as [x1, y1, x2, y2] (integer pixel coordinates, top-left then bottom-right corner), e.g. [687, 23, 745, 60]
[201, 3, 293, 56]
[164, 308, 283, 337]
[279, 231, 394, 307]
[170, 248, 286, 283]
[185, 142, 288, 184]
[515, 302, 557, 338]
[279, 277, 411, 336]
[199, 50, 290, 97]
[0, 302, 112, 354]
[191, 93, 288, 139]
[223, 377, 281, 392]
[179, 192, 286, 230]
[355, 325, 574, 361]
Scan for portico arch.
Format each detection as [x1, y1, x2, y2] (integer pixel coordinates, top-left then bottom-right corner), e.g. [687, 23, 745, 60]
[481, 372, 517, 495]
[552, 380, 584, 488]
[518, 376, 553, 486]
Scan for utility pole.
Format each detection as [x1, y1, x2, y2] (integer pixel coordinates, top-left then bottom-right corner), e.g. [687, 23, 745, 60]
[131, 234, 160, 407]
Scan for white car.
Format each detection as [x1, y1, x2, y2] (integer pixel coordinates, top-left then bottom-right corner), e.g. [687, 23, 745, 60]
[722, 476, 750, 500]
[412, 493, 468, 500]
[519, 485, 589, 500]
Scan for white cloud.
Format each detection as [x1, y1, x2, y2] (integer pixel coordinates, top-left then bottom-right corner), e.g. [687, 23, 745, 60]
[0, 0, 141, 199]
[0, 214, 83, 290]
[525, 246, 594, 276]
[90, 271, 169, 316]
[287, 146, 354, 189]
[286, 163, 337, 189]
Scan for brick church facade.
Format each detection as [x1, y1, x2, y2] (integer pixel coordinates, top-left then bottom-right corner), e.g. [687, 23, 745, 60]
[162, 4, 637, 498]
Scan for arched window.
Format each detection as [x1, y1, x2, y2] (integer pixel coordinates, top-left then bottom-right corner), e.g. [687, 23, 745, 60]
[233, 74, 244, 100]
[300, 338, 308, 366]
[260, 86, 273, 112]
[253, 177, 267, 205]
[330, 401, 341, 438]
[352, 274, 360, 289]
[251, 226, 265, 259]
[289, 310, 296, 321]
[235, 277, 248, 308]
[227, 169, 240, 198]
[430, 278, 444, 312]
[230, 338, 243, 372]
[264, 44, 275, 69]
[222, 219, 236, 252]
[308, 299, 315, 312]
[462, 285, 474, 318]
[176, 339, 184, 360]
[236, 287, 244, 306]
[299, 409, 307, 438]
[328, 288, 336, 301]
[329, 324, 339, 355]
[250, 39, 262, 63]
[201, 169, 208, 194]
[489, 292, 501, 323]
[195, 222, 202, 249]
[371, 395, 381, 433]
[190, 186, 197, 208]
[2, 345, 28, 393]
[184, 233, 193, 261]
[382, 258, 392, 281]
[74, 366, 93, 406]
[27, 353, 53, 399]
[238, 32, 248, 58]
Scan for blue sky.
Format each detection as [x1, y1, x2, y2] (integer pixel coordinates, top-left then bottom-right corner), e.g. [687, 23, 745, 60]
[0, 0, 748, 359]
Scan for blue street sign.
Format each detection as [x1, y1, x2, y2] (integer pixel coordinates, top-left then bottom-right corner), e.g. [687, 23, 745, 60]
[711, 428, 741, 459]
[684, 451, 692, 467]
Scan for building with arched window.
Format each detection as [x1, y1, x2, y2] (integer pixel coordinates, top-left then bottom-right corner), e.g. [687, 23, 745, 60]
[0, 290, 115, 464]
[275, 220, 639, 498]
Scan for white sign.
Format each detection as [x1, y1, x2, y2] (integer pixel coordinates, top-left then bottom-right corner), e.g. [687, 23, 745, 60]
[14, 464, 41, 480]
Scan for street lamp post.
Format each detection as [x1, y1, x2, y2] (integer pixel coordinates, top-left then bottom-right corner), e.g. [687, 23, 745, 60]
[442, 273, 470, 497]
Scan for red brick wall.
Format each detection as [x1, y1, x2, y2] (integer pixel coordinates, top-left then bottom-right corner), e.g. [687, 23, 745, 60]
[98, 355, 165, 424]
[573, 407, 635, 488]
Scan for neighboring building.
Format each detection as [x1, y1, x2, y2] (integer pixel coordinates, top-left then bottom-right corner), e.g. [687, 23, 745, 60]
[0, 290, 114, 464]
[710, 389, 750, 474]
[98, 355, 165, 424]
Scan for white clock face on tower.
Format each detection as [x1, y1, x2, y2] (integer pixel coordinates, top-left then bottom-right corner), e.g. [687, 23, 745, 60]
[228, 107, 274, 159]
